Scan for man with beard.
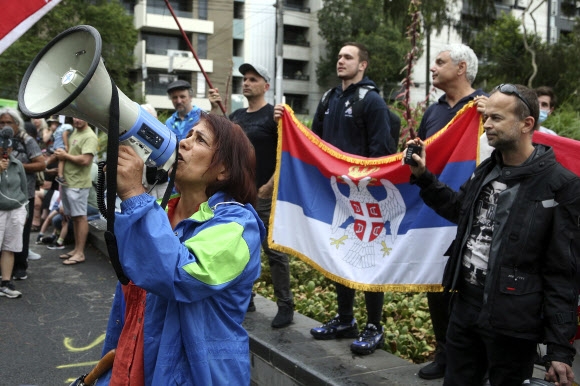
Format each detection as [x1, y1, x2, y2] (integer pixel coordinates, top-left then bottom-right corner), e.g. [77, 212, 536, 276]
[407, 84, 579, 385]
[165, 80, 202, 142]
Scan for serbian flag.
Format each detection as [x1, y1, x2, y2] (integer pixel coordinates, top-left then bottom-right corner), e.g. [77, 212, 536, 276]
[270, 103, 484, 292]
[0, 0, 63, 55]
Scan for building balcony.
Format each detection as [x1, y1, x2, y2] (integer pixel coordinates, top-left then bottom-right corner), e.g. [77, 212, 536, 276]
[282, 78, 310, 94]
[134, 40, 213, 72]
[134, 3, 213, 34]
[283, 44, 311, 60]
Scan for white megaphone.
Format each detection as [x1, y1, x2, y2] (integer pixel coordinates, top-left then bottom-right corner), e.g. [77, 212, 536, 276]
[18, 25, 177, 171]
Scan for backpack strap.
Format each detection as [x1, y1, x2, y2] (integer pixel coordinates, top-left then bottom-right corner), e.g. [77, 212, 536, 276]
[351, 85, 378, 157]
[316, 88, 333, 127]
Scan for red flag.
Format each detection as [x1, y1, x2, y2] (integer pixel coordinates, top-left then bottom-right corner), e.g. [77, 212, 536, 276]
[533, 131, 580, 177]
[0, 0, 63, 55]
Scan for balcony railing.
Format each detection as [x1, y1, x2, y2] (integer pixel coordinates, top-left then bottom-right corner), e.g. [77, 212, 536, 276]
[283, 38, 310, 47]
[283, 74, 310, 81]
[283, 2, 310, 13]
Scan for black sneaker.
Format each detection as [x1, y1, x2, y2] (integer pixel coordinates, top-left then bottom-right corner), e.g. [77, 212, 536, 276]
[41, 235, 56, 245]
[418, 361, 446, 380]
[310, 315, 359, 340]
[12, 269, 28, 281]
[247, 292, 256, 312]
[350, 323, 385, 355]
[0, 282, 22, 298]
[271, 303, 294, 328]
[47, 242, 65, 250]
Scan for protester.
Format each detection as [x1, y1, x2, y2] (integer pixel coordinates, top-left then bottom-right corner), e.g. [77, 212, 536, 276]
[165, 80, 203, 142]
[275, 42, 395, 355]
[95, 114, 264, 385]
[54, 118, 98, 265]
[0, 108, 45, 277]
[51, 120, 73, 185]
[406, 84, 579, 385]
[479, 85, 559, 161]
[535, 85, 558, 135]
[209, 63, 295, 328]
[416, 43, 488, 380]
[0, 125, 28, 298]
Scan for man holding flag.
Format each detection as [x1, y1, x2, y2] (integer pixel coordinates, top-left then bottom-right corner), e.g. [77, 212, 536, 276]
[407, 84, 580, 385]
[275, 41, 395, 355]
[417, 43, 487, 380]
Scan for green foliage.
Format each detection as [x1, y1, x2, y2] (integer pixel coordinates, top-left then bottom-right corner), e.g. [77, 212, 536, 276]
[471, 12, 543, 89]
[0, 0, 137, 101]
[543, 103, 580, 140]
[255, 254, 436, 364]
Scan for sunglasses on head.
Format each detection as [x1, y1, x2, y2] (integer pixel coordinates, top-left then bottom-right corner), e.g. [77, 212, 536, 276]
[494, 84, 532, 114]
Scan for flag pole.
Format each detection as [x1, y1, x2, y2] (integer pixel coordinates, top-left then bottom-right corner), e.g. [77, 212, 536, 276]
[163, 0, 227, 116]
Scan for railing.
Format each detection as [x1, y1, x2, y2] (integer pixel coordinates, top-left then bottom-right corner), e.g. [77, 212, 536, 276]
[283, 38, 310, 47]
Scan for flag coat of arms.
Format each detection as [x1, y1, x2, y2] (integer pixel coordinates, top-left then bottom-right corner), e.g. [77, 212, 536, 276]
[270, 103, 484, 292]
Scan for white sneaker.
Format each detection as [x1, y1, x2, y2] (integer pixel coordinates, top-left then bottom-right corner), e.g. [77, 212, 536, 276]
[28, 249, 42, 260]
[0, 283, 22, 298]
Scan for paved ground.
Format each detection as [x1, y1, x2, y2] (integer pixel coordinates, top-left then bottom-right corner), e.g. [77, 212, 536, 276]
[0, 236, 118, 386]
[0, 228, 551, 385]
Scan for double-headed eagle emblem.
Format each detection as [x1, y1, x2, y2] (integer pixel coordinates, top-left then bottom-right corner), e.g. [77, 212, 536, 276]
[330, 175, 406, 268]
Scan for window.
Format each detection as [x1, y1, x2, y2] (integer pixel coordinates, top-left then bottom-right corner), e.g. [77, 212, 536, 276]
[199, 0, 208, 20]
[147, 0, 192, 18]
[197, 34, 207, 59]
[142, 32, 188, 56]
[145, 71, 178, 95]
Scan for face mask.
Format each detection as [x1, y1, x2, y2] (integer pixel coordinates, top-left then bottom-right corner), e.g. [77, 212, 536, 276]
[539, 109, 549, 124]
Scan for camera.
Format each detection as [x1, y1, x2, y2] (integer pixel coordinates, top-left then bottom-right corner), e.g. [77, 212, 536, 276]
[404, 144, 422, 166]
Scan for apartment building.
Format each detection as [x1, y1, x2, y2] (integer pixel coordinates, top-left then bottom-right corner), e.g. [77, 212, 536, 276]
[121, 0, 325, 118]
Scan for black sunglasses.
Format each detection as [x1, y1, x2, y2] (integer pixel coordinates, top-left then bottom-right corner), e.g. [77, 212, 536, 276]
[494, 84, 532, 114]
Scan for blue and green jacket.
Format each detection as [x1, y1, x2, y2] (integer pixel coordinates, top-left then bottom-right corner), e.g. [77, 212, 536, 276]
[97, 191, 265, 385]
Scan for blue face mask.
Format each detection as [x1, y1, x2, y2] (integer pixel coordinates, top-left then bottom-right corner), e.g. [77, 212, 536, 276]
[539, 109, 549, 124]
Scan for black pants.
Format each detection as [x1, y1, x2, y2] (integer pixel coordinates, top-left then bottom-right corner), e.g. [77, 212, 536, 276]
[444, 294, 536, 386]
[335, 282, 384, 326]
[256, 197, 293, 307]
[428, 291, 452, 366]
[14, 198, 34, 273]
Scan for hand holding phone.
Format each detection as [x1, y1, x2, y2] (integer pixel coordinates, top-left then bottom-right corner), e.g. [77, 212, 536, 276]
[404, 144, 422, 166]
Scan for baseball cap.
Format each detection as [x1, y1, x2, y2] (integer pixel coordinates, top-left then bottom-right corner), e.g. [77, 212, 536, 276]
[239, 63, 271, 83]
[46, 115, 60, 124]
[167, 79, 192, 93]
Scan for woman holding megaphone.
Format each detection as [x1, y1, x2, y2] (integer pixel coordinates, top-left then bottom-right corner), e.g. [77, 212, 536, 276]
[95, 113, 264, 385]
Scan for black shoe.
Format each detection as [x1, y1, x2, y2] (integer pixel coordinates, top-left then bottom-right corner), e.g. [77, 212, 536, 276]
[12, 269, 28, 281]
[271, 303, 294, 328]
[418, 361, 446, 380]
[247, 292, 256, 312]
[41, 235, 56, 245]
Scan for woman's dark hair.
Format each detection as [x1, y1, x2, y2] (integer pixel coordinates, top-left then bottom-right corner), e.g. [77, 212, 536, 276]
[201, 113, 257, 205]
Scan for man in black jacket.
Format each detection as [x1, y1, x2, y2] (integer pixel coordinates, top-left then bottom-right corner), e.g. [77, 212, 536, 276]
[406, 84, 580, 385]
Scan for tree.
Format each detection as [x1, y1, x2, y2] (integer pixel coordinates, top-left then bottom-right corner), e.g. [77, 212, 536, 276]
[471, 12, 544, 89]
[316, 0, 410, 93]
[0, 0, 137, 102]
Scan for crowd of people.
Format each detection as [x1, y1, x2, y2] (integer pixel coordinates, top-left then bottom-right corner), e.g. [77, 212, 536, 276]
[1, 40, 578, 386]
